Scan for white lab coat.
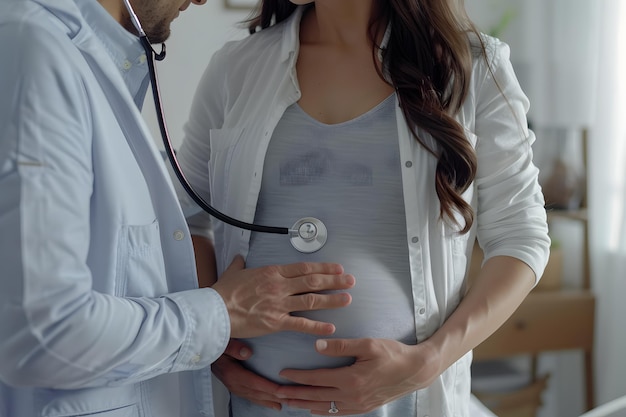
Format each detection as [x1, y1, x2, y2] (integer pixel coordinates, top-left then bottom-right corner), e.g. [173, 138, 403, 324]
[0, 0, 228, 416]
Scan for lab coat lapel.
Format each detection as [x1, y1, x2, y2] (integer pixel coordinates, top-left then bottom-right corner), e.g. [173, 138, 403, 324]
[72, 32, 199, 293]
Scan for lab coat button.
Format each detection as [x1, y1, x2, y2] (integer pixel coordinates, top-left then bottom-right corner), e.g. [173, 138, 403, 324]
[419, 308, 426, 315]
[405, 161, 413, 168]
[411, 236, 419, 243]
[173, 230, 185, 241]
[191, 354, 201, 364]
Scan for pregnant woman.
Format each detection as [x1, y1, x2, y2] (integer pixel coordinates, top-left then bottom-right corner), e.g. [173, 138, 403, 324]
[176, 0, 550, 416]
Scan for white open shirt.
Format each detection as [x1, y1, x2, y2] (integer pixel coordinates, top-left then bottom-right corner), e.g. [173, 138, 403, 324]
[177, 7, 550, 417]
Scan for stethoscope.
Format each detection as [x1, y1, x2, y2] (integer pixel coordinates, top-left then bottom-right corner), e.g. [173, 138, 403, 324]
[121, 0, 327, 253]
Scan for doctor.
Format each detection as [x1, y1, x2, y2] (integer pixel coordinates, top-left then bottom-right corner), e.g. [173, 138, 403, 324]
[0, 0, 355, 416]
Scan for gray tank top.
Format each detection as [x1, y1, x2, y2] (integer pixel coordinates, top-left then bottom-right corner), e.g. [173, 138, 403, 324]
[241, 94, 416, 393]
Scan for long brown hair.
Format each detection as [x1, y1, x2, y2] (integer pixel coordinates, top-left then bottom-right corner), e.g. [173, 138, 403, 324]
[248, 0, 483, 234]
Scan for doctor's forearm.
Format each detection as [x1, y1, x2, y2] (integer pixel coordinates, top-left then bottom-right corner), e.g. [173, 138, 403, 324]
[421, 256, 535, 374]
[192, 235, 218, 288]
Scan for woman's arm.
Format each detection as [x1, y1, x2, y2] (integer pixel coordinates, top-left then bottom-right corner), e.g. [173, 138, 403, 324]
[192, 235, 218, 288]
[419, 255, 535, 380]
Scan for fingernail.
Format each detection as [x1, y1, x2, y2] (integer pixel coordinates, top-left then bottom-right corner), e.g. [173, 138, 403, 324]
[316, 339, 328, 351]
[240, 347, 251, 358]
[344, 274, 355, 285]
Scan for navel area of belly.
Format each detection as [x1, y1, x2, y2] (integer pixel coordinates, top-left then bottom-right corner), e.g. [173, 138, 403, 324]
[238, 331, 356, 384]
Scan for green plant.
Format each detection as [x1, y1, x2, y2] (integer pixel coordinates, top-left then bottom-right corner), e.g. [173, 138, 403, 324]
[487, 1, 517, 38]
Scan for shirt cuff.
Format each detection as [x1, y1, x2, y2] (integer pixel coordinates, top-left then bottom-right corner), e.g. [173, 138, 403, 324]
[167, 288, 230, 371]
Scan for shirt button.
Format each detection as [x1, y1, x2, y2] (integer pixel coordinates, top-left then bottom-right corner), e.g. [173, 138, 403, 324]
[191, 354, 201, 364]
[173, 230, 185, 241]
[122, 60, 132, 70]
[411, 236, 419, 243]
[405, 161, 413, 168]
[419, 308, 426, 315]
[139, 54, 147, 63]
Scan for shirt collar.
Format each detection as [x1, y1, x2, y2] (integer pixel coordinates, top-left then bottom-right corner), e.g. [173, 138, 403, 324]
[76, 0, 150, 108]
[279, 6, 306, 63]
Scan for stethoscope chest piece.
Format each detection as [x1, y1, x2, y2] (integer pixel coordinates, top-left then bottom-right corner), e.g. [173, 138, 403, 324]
[290, 217, 328, 253]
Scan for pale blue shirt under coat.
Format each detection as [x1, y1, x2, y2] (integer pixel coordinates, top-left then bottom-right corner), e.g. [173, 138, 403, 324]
[0, 0, 229, 416]
[177, 7, 551, 417]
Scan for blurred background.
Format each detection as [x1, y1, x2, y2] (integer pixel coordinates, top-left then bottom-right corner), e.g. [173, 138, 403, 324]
[141, 1, 626, 416]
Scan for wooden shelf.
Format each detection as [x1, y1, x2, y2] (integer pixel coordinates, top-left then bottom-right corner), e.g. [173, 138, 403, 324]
[474, 290, 595, 361]
[546, 208, 588, 223]
[473, 288, 596, 411]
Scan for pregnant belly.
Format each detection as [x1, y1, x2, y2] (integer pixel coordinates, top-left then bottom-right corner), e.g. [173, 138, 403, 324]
[241, 237, 416, 384]
[238, 294, 416, 385]
[238, 331, 355, 385]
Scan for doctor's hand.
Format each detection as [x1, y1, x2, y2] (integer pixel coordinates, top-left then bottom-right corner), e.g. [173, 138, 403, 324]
[212, 255, 354, 339]
[212, 339, 283, 411]
[275, 338, 442, 415]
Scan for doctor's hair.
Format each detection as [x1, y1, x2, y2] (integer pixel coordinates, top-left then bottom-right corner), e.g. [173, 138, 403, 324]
[247, 0, 491, 234]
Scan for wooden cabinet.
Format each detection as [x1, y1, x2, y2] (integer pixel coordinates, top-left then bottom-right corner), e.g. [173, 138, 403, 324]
[473, 290, 595, 361]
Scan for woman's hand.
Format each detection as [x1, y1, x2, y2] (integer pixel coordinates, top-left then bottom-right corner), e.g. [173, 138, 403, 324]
[275, 338, 443, 415]
[212, 339, 284, 411]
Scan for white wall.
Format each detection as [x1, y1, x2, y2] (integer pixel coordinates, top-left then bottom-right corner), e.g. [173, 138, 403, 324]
[142, 2, 251, 149]
[466, 2, 605, 417]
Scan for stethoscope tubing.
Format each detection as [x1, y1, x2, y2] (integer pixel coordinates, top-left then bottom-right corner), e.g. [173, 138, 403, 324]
[141, 37, 290, 235]
[120, 0, 328, 252]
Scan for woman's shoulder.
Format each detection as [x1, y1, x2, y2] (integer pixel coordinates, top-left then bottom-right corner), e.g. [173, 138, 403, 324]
[197, 19, 296, 114]
[467, 32, 511, 73]
[212, 22, 289, 69]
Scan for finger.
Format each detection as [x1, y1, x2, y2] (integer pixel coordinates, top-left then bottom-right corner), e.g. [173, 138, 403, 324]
[249, 399, 283, 411]
[235, 384, 282, 404]
[276, 384, 338, 401]
[287, 400, 360, 416]
[286, 291, 352, 313]
[223, 339, 252, 360]
[310, 406, 361, 416]
[314, 338, 370, 357]
[278, 262, 344, 278]
[212, 357, 283, 403]
[289, 273, 355, 295]
[279, 316, 336, 336]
